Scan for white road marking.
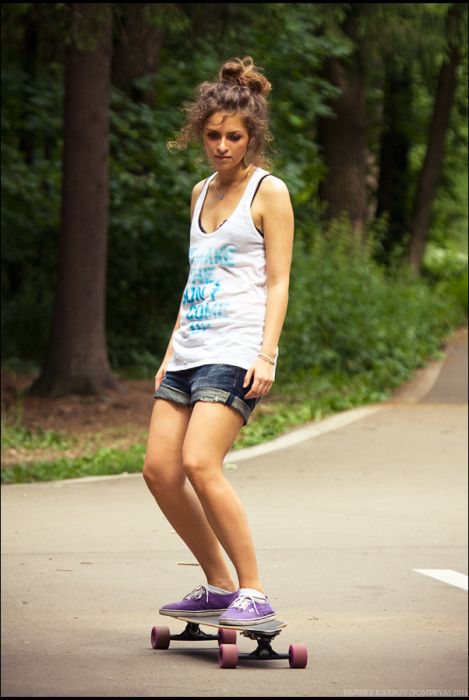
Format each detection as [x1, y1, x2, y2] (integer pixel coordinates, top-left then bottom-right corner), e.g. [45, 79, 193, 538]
[413, 569, 468, 591]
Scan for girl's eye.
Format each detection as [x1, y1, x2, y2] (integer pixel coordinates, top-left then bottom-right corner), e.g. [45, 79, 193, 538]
[207, 133, 241, 141]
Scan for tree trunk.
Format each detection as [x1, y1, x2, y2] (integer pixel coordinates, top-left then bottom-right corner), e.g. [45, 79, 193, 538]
[30, 4, 118, 397]
[376, 61, 412, 264]
[19, 8, 38, 165]
[111, 3, 162, 107]
[408, 4, 462, 273]
[316, 10, 369, 238]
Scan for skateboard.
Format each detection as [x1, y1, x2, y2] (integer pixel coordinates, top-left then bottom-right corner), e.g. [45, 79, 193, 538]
[151, 613, 308, 669]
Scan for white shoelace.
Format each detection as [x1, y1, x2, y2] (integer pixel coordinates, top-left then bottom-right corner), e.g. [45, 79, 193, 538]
[229, 593, 264, 614]
[183, 585, 208, 602]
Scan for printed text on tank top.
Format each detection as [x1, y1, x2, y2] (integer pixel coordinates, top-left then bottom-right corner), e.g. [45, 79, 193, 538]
[198, 167, 270, 237]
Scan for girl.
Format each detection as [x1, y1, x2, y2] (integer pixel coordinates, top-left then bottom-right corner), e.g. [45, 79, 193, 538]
[143, 56, 294, 626]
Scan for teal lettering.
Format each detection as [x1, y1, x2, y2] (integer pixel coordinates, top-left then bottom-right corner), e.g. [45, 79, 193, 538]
[189, 322, 210, 332]
[210, 281, 221, 302]
[187, 302, 229, 321]
[189, 244, 237, 268]
[183, 286, 206, 304]
[191, 266, 215, 285]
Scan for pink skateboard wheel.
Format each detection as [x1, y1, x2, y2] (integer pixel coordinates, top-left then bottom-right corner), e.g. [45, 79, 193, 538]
[288, 643, 308, 668]
[218, 643, 238, 669]
[151, 625, 170, 650]
[218, 628, 237, 645]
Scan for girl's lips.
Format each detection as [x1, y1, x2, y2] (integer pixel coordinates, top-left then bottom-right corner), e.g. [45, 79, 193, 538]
[215, 156, 231, 160]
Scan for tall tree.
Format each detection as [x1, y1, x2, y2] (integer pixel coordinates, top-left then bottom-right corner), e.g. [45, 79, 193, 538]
[111, 4, 189, 107]
[376, 60, 412, 262]
[409, 3, 464, 273]
[30, 3, 118, 396]
[112, 3, 162, 107]
[316, 5, 369, 237]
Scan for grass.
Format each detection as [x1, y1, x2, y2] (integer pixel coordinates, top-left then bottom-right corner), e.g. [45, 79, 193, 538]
[2, 421, 74, 452]
[1, 442, 147, 484]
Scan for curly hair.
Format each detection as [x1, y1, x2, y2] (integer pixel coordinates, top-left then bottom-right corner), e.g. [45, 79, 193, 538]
[168, 56, 273, 168]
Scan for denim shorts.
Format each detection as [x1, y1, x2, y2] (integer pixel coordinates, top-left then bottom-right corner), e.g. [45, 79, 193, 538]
[153, 363, 262, 425]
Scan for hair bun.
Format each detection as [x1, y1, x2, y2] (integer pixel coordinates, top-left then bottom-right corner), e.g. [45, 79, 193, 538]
[219, 56, 271, 98]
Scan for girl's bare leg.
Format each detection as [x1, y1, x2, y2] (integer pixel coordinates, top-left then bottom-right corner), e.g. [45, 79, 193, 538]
[182, 401, 264, 592]
[143, 399, 236, 591]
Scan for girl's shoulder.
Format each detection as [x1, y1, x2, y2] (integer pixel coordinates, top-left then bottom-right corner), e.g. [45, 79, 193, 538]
[260, 172, 290, 195]
[190, 177, 210, 219]
[192, 177, 209, 198]
[256, 172, 292, 210]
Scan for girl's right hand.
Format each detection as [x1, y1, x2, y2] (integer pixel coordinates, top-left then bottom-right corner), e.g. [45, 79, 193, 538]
[154, 361, 168, 391]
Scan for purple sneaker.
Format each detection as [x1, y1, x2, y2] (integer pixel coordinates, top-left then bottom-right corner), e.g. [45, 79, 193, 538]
[159, 585, 239, 618]
[218, 592, 276, 626]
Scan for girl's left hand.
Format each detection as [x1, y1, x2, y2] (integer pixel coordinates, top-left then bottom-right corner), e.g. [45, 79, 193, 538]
[243, 356, 275, 400]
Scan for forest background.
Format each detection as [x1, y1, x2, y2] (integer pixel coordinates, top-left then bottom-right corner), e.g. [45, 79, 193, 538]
[1, 3, 467, 483]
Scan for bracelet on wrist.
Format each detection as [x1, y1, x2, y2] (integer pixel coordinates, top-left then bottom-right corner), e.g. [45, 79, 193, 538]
[258, 352, 276, 365]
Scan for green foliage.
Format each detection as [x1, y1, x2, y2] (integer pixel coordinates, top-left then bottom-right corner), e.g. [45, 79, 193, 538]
[435, 272, 468, 316]
[423, 242, 467, 281]
[421, 162, 468, 317]
[0, 64, 203, 366]
[1, 65, 63, 360]
[2, 419, 74, 452]
[107, 87, 200, 368]
[280, 217, 466, 392]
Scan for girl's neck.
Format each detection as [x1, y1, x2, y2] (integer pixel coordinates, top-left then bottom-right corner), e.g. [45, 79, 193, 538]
[216, 163, 254, 187]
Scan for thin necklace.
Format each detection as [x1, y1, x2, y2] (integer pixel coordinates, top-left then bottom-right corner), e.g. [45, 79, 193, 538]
[213, 166, 253, 200]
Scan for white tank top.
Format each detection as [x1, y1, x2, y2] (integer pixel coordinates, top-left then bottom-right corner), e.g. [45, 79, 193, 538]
[166, 166, 279, 373]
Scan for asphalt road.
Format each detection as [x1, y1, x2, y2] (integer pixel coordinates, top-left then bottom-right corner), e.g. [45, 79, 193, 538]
[1, 329, 467, 697]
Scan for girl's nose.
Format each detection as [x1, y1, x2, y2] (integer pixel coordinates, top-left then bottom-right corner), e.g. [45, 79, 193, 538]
[218, 136, 230, 152]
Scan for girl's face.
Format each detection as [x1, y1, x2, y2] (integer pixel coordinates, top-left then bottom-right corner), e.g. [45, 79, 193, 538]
[203, 112, 250, 171]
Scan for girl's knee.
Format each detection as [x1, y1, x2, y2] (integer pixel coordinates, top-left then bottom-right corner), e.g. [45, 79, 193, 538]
[143, 457, 185, 494]
[182, 454, 220, 489]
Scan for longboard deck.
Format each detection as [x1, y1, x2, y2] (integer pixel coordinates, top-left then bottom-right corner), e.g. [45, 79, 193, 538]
[160, 611, 286, 635]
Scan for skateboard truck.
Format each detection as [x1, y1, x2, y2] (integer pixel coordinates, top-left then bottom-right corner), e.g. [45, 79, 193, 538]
[169, 621, 219, 643]
[238, 629, 289, 662]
